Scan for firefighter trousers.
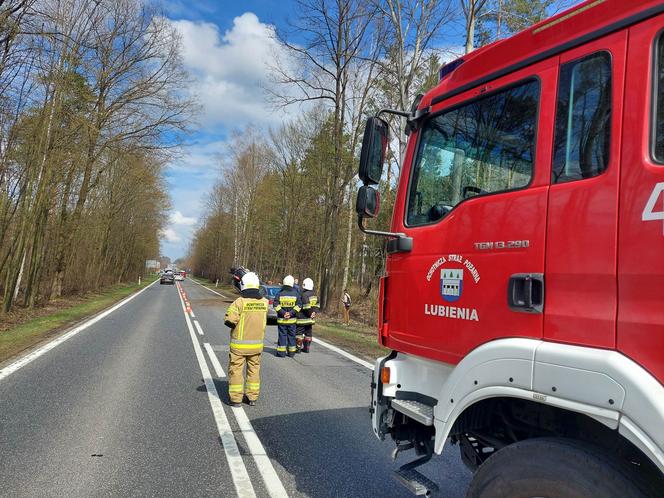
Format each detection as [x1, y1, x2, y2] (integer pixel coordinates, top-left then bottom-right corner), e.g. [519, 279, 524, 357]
[297, 324, 313, 352]
[277, 323, 297, 357]
[228, 351, 261, 403]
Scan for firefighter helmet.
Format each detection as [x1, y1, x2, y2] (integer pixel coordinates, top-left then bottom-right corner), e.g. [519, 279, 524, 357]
[240, 272, 260, 290]
[303, 278, 314, 291]
[283, 275, 295, 287]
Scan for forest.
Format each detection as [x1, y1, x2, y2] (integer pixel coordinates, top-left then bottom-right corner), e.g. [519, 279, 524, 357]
[188, 0, 578, 318]
[0, 0, 580, 318]
[0, 0, 194, 313]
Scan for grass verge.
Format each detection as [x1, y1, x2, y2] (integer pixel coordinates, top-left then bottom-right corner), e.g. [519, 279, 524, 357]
[191, 276, 238, 297]
[0, 277, 157, 366]
[314, 319, 387, 361]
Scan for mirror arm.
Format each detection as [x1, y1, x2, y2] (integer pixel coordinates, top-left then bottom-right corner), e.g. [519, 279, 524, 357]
[358, 217, 413, 253]
[357, 216, 405, 239]
[376, 107, 431, 135]
[376, 108, 410, 118]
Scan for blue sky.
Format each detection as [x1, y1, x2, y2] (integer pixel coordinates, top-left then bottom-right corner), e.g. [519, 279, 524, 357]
[159, 0, 582, 260]
[160, 0, 300, 260]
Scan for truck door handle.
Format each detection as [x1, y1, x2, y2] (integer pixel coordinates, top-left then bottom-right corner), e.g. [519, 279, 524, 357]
[508, 273, 544, 313]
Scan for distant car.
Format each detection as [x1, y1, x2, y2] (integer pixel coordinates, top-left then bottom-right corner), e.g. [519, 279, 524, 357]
[260, 285, 280, 324]
[174, 271, 184, 281]
[160, 272, 175, 285]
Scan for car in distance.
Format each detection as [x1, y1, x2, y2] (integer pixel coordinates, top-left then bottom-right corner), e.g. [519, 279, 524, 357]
[174, 271, 184, 281]
[260, 285, 280, 324]
[160, 272, 175, 285]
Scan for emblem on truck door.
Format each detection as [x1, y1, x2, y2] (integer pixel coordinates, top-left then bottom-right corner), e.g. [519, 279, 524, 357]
[425, 255, 481, 322]
[441, 269, 463, 302]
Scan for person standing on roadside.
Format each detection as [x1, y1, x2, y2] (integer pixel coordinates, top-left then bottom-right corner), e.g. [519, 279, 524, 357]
[342, 289, 352, 325]
[224, 272, 268, 407]
[296, 278, 319, 353]
[274, 275, 301, 357]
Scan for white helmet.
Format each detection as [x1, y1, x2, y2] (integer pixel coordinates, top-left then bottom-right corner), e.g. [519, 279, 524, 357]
[240, 272, 260, 291]
[283, 275, 295, 287]
[302, 278, 314, 291]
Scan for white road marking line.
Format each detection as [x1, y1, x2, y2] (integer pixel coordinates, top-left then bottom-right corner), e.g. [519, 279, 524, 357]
[0, 280, 159, 382]
[190, 310, 196, 318]
[193, 319, 204, 336]
[313, 337, 374, 370]
[203, 342, 226, 378]
[175, 283, 256, 498]
[181, 283, 289, 498]
[190, 277, 228, 298]
[231, 405, 289, 498]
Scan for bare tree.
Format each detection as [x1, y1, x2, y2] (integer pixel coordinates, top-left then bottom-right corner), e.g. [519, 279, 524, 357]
[461, 0, 490, 53]
[0, 0, 196, 312]
[269, 0, 377, 309]
[47, 0, 195, 298]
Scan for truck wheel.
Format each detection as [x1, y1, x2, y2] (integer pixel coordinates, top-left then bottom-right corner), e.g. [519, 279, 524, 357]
[467, 437, 652, 498]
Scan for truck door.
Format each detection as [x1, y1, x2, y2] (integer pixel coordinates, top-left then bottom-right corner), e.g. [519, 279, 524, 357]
[617, 16, 664, 382]
[543, 31, 627, 348]
[385, 58, 557, 364]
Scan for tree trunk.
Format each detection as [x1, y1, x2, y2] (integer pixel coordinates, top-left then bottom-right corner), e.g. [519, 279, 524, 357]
[341, 187, 353, 292]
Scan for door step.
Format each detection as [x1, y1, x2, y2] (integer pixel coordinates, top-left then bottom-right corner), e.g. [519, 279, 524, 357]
[393, 468, 439, 496]
[391, 399, 434, 426]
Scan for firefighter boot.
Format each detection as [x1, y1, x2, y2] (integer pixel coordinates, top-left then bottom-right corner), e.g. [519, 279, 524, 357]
[303, 336, 312, 353]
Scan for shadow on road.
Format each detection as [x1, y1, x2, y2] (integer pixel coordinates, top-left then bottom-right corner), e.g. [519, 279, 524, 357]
[196, 374, 470, 498]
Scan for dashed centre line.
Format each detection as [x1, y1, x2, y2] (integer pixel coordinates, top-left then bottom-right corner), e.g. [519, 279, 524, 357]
[175, 282, 256, 498]
[180, 281, 289, 498]
[193, 319, 204, 336]
[203, 342, 226, 378]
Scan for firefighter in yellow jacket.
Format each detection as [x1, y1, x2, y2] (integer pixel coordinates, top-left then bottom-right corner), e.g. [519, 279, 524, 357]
[224, 272, 268, 407]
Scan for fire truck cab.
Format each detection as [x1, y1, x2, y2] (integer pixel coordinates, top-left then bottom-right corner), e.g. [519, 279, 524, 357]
[358, 1, 664, 496]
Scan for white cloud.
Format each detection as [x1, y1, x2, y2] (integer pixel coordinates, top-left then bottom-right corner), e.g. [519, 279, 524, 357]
[161, 227, 181, 243]
[162, 12, 304, 259]
[170, 13, 294, 128]
[170, 210, 197, 226]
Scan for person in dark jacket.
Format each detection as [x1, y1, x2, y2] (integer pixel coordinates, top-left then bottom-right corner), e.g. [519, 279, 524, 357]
[296, 278, 319, 353]
[273, 275, 301, 357]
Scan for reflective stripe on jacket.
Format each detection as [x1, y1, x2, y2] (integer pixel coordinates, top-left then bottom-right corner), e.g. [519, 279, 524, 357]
[224, 296, 268, 355]
[274, 286, 301, 325]
[297, 290, 319, 325]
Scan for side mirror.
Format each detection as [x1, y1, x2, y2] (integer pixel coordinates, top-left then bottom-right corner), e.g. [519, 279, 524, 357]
[358, 116, 389, 185]
[356, 185, 380, 219]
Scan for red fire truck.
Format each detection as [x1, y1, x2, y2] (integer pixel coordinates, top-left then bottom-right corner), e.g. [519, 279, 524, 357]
[357, 1, 664, 496]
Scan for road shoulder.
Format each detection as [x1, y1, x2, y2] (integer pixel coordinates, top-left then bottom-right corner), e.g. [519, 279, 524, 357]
[0, 279, 157, 375]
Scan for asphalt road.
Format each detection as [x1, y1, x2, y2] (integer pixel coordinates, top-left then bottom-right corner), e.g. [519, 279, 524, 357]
[0, 278, 471, 497]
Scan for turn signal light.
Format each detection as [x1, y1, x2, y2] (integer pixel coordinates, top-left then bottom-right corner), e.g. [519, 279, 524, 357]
[381, 367, 391, 384]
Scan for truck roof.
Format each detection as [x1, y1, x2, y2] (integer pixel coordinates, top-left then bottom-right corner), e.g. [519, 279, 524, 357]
[425, 0, 664, 108]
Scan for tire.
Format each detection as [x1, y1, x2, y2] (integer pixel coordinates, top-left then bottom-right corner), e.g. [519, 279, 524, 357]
[467, 437, 653, 498]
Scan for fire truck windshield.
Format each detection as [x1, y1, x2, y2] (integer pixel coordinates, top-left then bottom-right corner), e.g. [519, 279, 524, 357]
[406, 79, 540, 227]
